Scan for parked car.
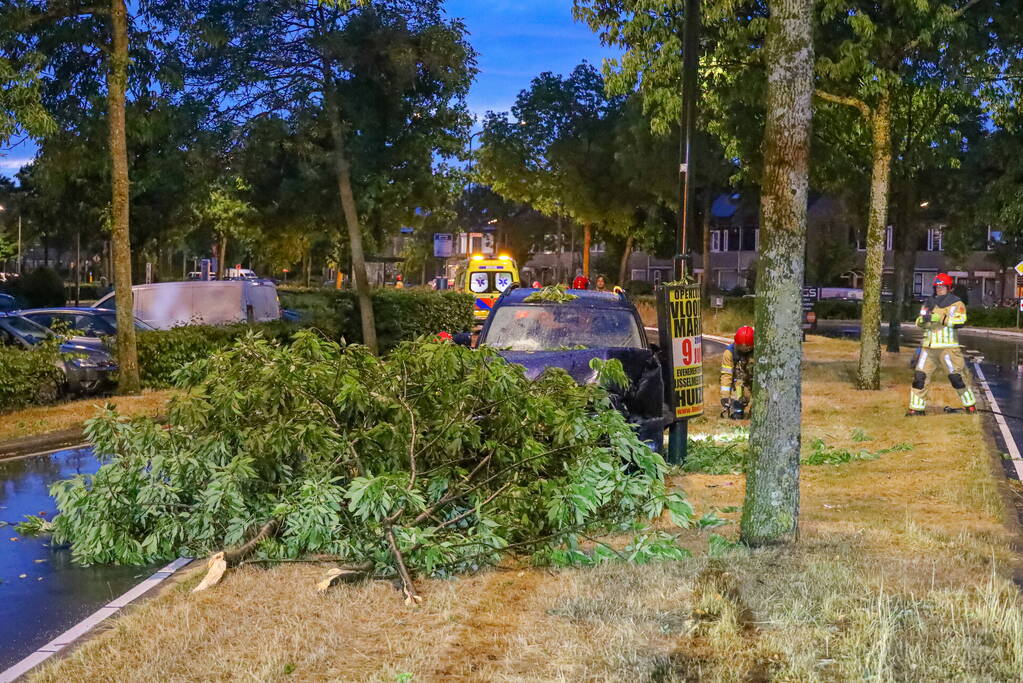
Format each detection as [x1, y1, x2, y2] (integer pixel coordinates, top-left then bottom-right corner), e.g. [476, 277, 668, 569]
[16, 307, 155, 337]
[93, 280, 282, 329]
[0, 313, 118, 396]
[470, 287, 668, 451]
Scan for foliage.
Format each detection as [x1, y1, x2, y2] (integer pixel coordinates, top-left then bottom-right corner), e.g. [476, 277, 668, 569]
[280, 288, 474, 351]
[624, 280, 654, 296]
[0, 337, 64, 412]
[8, 266, 65, 307]
[128, 322, 297, 388]
[683, 430, 749, 475]
[802, 438, 912, 466]
[523, 284, 578, 304]
[45, 332, 693, 580]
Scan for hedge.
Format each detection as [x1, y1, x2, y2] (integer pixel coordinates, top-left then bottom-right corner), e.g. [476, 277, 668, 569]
[280, 288, 474, 350]
[0, 341, 65, 413]
[0, 268, 66, 308]
[129, 321, 296, 388]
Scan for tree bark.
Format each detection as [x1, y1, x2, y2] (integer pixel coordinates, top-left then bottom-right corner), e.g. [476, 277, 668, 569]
[217, 233, 227, 280]
[582, 223, 592, 279]
[107, 0, 140, 394]
[739, 0, 813, 547]
[323, 73, 377, 353]
[887, 178, 917, 352]
[856, 91, 893, 390]
[617, 234, 634, 286]
[701, 190, 712, 300]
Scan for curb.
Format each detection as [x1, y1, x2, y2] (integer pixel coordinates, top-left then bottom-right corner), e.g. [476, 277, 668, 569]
[0, 557, 193, 682]
[0, 428, 87, 462]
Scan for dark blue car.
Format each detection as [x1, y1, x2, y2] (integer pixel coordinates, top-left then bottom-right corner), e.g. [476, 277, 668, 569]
[475, 288, 668, 450]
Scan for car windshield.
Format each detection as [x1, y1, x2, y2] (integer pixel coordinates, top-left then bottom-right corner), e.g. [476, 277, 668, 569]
[97, 312, 154, 331]
[483, 305, 644, 351]
[2, 316, 53, 345]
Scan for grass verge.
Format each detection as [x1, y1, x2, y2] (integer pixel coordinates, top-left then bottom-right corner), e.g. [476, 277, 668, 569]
[28, 337, 1023, 681]
[0, 390, 174, 443]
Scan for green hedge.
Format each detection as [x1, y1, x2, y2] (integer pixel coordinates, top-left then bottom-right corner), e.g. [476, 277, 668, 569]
[130, 322, 297, 388]
[280, 288, 474, 350]
[0, 341, 65, 413]
[0, 268, 66, 307]
[961, 307, 1019, 328]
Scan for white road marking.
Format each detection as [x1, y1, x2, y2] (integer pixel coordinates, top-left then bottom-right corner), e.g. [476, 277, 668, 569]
[0, 557, 192, 682]
[972, 362, 1023, 481]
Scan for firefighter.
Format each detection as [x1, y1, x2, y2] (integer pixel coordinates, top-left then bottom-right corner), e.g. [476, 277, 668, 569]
[721, 326, 754, 419]
[907, 273, 977, 416]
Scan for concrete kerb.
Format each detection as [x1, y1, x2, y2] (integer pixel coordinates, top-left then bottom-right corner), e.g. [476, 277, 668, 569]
[0, 557, 193, 682]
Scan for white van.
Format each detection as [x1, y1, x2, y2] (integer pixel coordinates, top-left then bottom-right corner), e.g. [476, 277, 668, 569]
[225, 267, 258, 280]
[93, 281, 281, 330]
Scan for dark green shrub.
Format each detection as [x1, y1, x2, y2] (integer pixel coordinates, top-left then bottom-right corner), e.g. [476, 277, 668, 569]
[128, 321, 297, 388]
[624, 280, 654, 296]
[0, 340, 65, 412]
[11, 268, 66, 307]
[280, 288, 474, 350]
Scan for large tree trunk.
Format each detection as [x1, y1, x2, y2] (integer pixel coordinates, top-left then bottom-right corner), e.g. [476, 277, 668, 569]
[617, 234, 634, 286]
[582, 223, 592, 279]
[739, 0, 813, 547]
[322, 71, 377, 353]
[856, 91, 893, 390]
[107, 0, 140, 394]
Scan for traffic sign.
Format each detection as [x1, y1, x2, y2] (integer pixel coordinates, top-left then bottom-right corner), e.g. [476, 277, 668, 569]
[1014, 260, 1023, 277]
[433, 233, 453, 258]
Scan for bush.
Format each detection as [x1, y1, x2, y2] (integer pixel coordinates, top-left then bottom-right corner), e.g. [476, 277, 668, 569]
[129, 321, 297, 388]
[280, 288, 474, 350]
[0, 340, 65, 412]
[43, 333, 694, 593]
[624, 280, 654, 296]
[963, 307, 1018, 328]
[6, 267, 66, 307]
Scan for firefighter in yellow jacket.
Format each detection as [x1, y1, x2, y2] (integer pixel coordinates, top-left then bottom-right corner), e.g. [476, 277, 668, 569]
[720, 326, 754, 419]
[907, 273, 977, 416]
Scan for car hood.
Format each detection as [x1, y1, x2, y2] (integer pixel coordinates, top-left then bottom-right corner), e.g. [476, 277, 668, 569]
[60, 337, 115, 363]
[497, 347, 657, 385]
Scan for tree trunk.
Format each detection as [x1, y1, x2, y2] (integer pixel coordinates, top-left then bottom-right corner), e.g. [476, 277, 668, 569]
[323, 72, 377, 353]
[739, 0, 813, 547]
[303, 245, 311, 287]
[702, 190, 713, 300]
[582, 223, 592, 279]
[107, 0, 140, 395]
[856, 91, 893, 390]
[217, 234, 227, 280]
[617, 234, 634, 286]
[887, 178, 917, 352]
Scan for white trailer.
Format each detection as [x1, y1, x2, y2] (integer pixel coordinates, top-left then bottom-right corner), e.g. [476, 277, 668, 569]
[93, 281, 281, 330]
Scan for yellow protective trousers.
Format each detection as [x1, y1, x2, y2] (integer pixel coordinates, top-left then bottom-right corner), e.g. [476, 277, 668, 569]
[908, 346, 976, 411]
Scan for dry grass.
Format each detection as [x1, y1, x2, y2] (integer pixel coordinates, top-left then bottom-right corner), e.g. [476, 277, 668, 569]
[0, 390, 174, 442]
[29, 337, 1023, 682]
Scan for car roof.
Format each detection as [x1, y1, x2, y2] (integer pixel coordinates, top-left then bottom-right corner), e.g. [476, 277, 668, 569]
[17, 307, 107, 314]
[495, 287, 636, 310]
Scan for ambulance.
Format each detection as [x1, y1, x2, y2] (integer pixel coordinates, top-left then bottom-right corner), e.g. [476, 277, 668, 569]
[456, 254, 520, 322]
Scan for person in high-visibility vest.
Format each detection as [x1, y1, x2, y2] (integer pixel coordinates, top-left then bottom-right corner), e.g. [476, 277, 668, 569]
[907, 273, 977, 416]
[720, 326, 754, 419]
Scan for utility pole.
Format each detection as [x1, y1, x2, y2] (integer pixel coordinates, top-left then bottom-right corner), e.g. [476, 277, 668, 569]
[75, 231, 81, 306]
[17, 214, 22, 275]
[667, 0, 702, 465]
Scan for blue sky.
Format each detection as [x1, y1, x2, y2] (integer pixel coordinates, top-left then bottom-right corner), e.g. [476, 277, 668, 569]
[1, 1, 618, 178]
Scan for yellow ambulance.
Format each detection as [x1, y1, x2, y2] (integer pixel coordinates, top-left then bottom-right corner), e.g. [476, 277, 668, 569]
[456, 254, 520, 322]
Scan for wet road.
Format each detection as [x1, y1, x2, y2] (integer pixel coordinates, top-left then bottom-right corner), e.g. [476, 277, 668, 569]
[0, 448, 153, 671]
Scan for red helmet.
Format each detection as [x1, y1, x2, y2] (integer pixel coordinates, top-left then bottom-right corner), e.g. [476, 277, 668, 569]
[436, 331, 453, 342]
[933, 273, 953, 287]
[572, 276, 589, 290]
[531, 280, 541, 288]
[735, 326, 755, 347]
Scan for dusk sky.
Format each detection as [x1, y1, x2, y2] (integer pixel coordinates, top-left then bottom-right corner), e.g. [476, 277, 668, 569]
[0, 1, 619, 178]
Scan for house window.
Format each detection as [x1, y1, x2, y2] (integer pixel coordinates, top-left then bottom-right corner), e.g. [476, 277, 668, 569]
[927, 228, 943, 252]
[885, 226, 893, 251]
[590, 242, 605, 254]
[913, 272, 923, 296]
[631, 269, 646, 282]
[711, 230, 724, 253]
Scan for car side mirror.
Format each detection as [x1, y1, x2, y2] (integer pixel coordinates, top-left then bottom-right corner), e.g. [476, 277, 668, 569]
[453, 332, 473, 348]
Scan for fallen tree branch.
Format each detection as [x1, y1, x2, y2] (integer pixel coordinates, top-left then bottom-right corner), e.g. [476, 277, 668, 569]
[385, 525, 421, 605]
[223, 519, 281, 566]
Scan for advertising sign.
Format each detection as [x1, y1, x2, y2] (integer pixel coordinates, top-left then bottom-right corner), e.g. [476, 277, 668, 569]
[433, 233, 453, 258]
[657, 283, 704, 420]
